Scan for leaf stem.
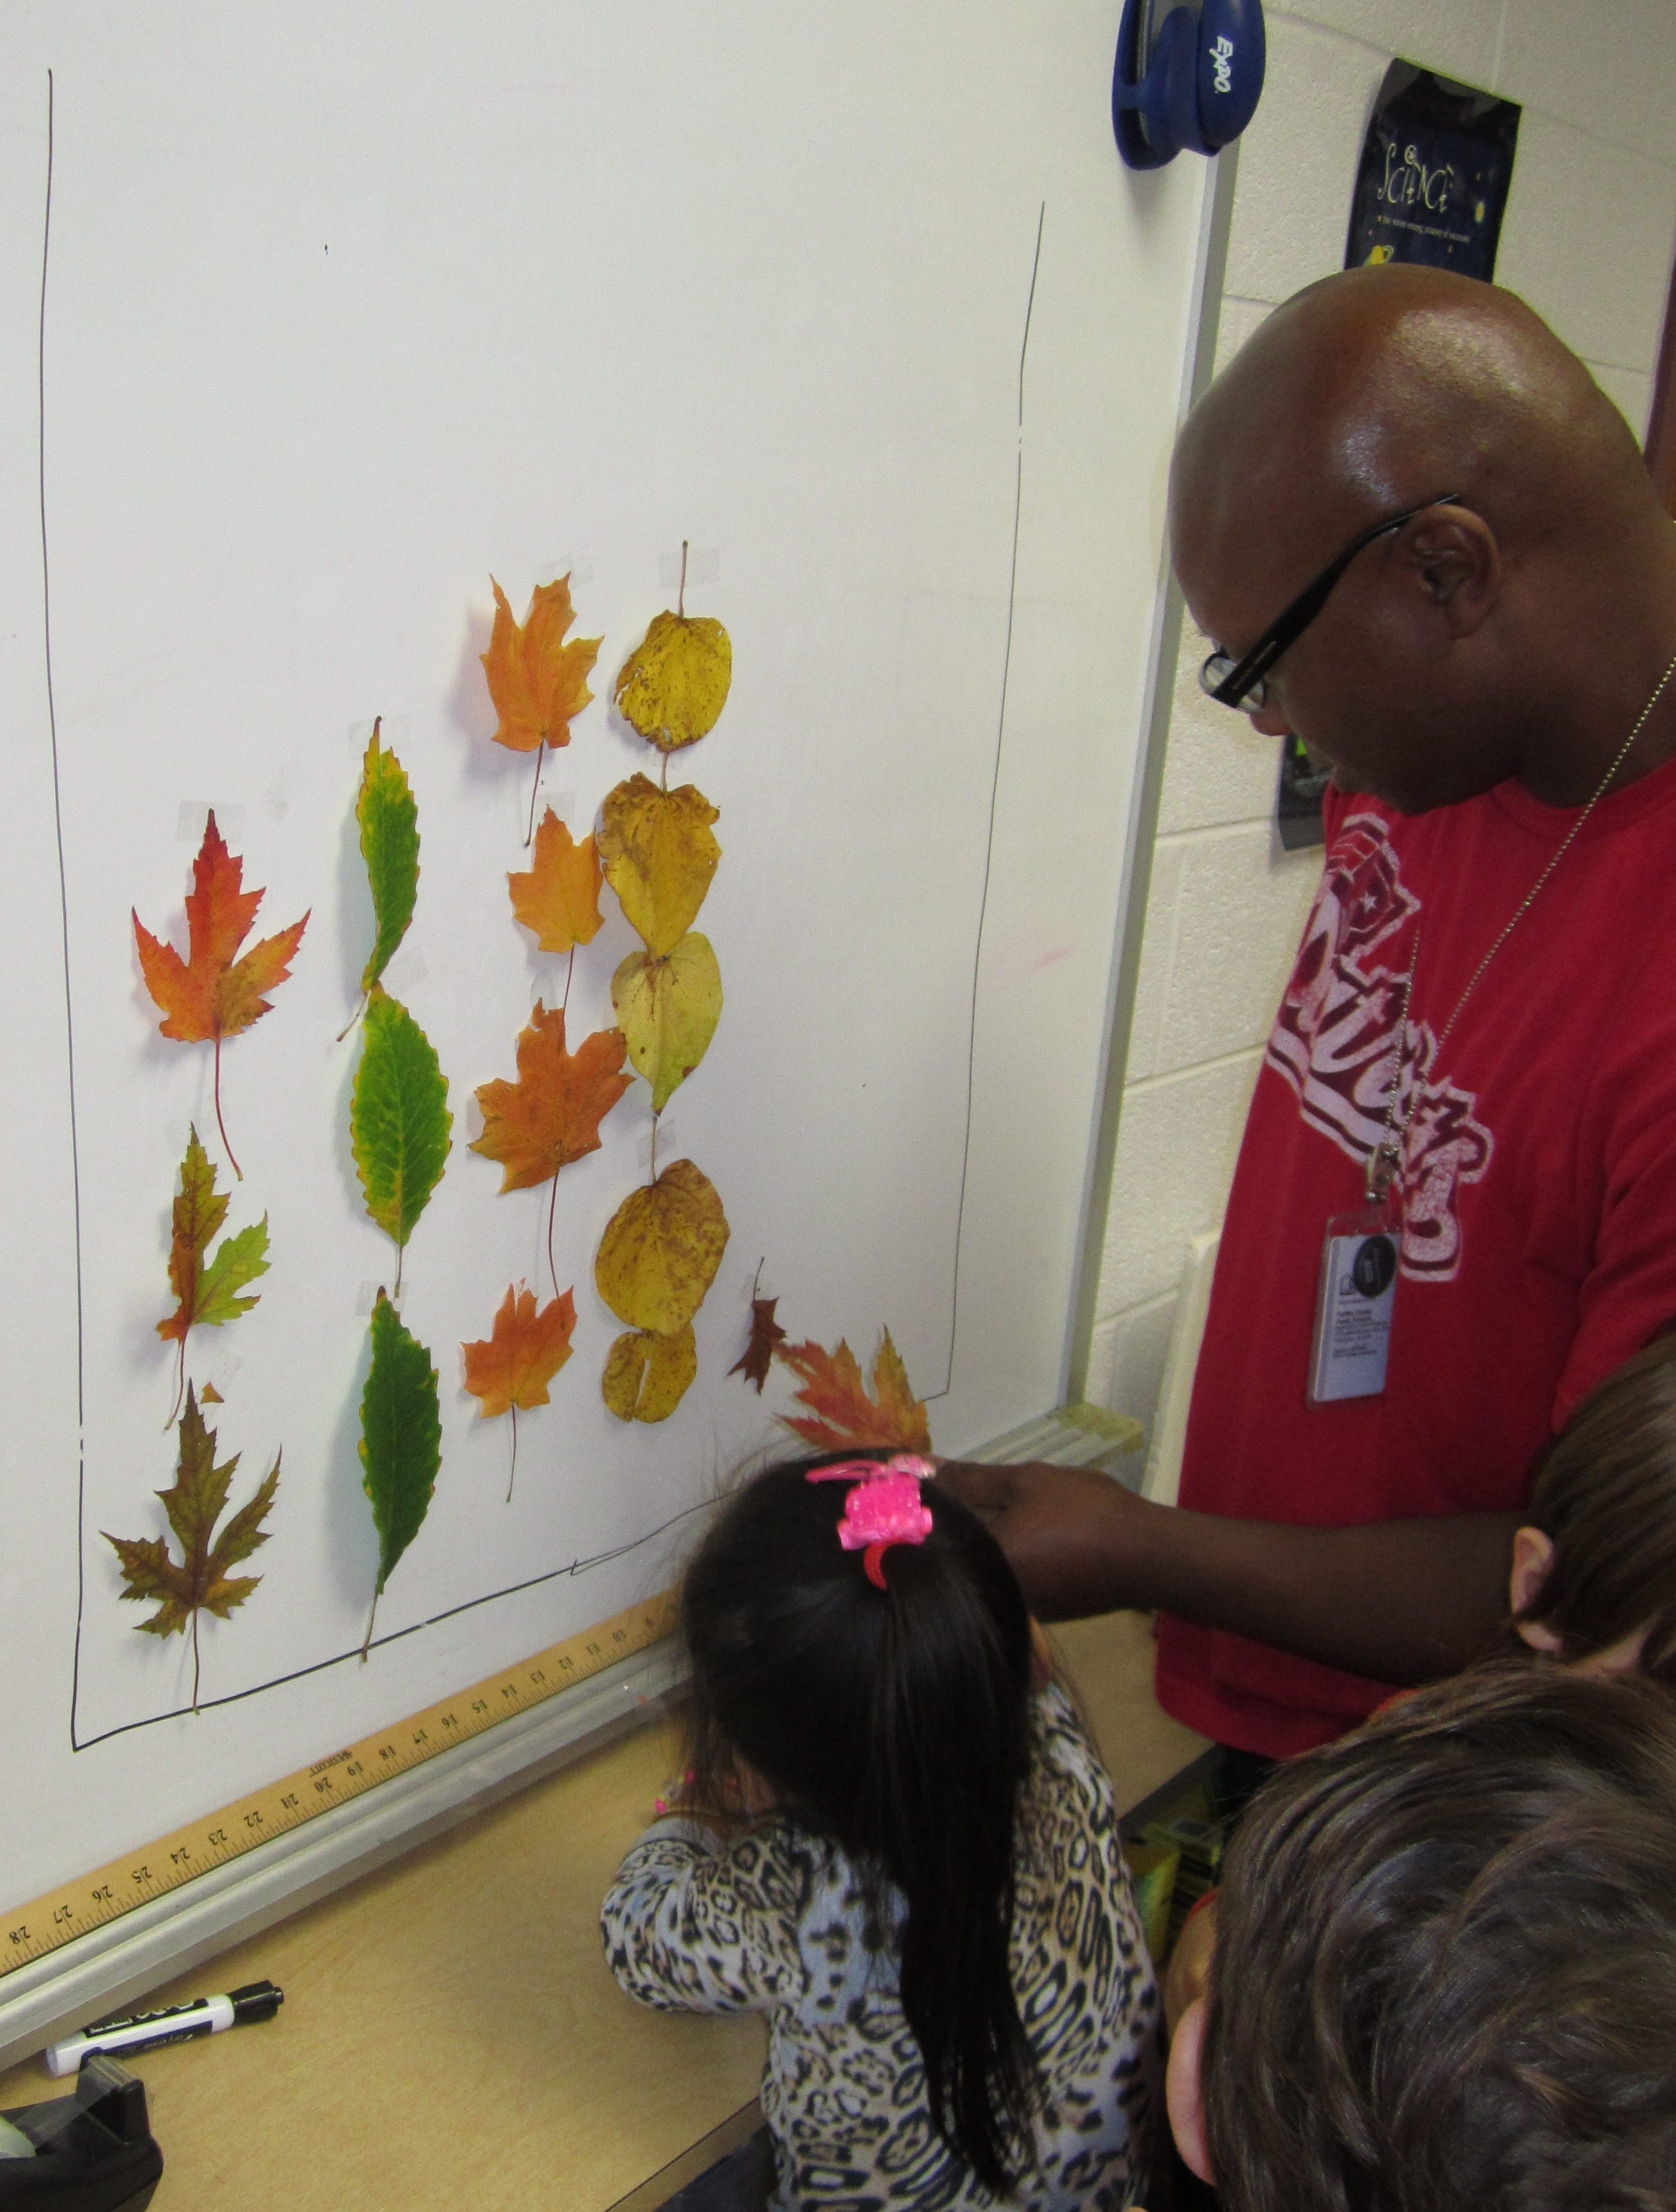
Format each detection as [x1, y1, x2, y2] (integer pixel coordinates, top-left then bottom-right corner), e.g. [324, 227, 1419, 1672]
[335, 993, 368, 1045]
[650, 1111, 660, 1184]
[361, 1587, 380, 1662]
[167, 1342, 186, 1431]
[563, 944, 575, 1013]
[507, 1405, 519, 1506]
[191, 1607, 202, 1712]
[678, 539, 688, 619]
[213, 1033, 243, 1181]
[546, 1174, 560, 1302]
[526, 737, 545, 847]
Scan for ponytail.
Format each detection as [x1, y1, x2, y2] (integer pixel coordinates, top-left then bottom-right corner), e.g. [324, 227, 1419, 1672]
[682, 1457, 1039, 2191]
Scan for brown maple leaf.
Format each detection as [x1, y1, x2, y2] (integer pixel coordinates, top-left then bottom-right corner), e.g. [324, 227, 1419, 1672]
[462, 1283, 579, 1501]
[481, 575, 603, 844]
[132, 811, 309, 1180]
[775, 1328, 930, 1453]
[103, 1384, 280, 1711]
[470, 1002, 632, 1294]
[728, 1264, 786, 1393]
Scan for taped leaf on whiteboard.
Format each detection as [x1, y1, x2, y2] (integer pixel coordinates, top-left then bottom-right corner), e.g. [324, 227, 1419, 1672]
[595, 1157, 729, 1336]
[470, 1002, 631, 1193]
[508, 809, 604, 955]
[132, 810, 309, 1179]
[597, 775, 720, 956]
[463, 1284, 578, 1421]
[602, 1323, 697, 1423]
[614, 610, 732, 753]
[355, 719, 419, 997]
[729, 1289, 786, 1394]
[360, 1290, 441, 1601]
[351, 989, 452, 1278]
[612, 931, 722, 1113]
[776, 1328, 930, 1453]
[103, 1384, 279, 1711]
[481, 575, 601, 756]
[157, 1125, 270, 1425]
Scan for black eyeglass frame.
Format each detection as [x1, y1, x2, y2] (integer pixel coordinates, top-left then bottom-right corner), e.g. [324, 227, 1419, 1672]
[1199, 493, 1464, 710]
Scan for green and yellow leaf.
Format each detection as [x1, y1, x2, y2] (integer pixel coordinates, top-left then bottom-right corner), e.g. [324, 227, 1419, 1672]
[612, 932, 722, 1113]
[360, 1291, 441, 1598]
[351, 989, 452, 1254]
[356, 719, 420, 997]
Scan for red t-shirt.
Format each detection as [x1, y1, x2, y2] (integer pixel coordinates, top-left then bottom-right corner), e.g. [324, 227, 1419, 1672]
[1155, 757, 1676, 1758]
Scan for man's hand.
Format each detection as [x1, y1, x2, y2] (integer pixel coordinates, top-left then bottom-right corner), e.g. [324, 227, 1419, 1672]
[940, 1458, 1517, 1683]
[937, 1459, 1159, 1619]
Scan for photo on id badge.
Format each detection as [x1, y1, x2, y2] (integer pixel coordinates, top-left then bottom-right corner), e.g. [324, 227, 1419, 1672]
[1308, 1210, 1397, 1406]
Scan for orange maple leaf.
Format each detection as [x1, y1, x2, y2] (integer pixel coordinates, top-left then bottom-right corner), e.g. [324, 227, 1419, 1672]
[471, 1002, 632, 1294]
[775, 1328, 931, 1453]
[132, 812, 309, 1181]
[508, 808, 605, 955]
[481, 575, 603, 844]
[462, 1283, 578, 1500]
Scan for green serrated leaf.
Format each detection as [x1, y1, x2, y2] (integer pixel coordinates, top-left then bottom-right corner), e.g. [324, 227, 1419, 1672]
[360, 1291, 441, 1595]
[357, 720, 420, 997]
[192, 1217, 270, 1330]
[351, 988, 452, 1257]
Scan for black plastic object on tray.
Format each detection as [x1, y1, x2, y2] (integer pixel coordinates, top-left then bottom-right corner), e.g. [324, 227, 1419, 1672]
[0, 2056, 163, 2211]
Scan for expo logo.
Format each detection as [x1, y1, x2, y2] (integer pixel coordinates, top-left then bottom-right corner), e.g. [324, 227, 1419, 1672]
[1209, 34, 1235, 95]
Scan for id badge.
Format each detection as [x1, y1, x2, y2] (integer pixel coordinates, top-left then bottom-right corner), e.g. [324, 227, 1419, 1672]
[1308, 1208, 1398, 1406]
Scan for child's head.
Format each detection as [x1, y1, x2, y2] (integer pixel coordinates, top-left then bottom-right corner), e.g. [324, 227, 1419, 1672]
[681, 1453, 1037, 2192]
[1168, 1664, 1676, 2212]
[1512, 1335, 1676, 1682]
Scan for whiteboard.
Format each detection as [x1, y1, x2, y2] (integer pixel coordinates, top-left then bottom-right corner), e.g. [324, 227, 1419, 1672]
[0, 3, 1212, 1913]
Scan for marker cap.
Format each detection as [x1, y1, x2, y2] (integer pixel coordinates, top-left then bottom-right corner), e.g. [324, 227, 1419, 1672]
[229, 1982, 283, 2024]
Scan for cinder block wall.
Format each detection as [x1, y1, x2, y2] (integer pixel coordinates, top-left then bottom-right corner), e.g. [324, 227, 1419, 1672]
[1088, 0, 1676, 1432]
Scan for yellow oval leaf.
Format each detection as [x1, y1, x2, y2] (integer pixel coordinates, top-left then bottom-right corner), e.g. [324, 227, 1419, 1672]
[595, 1157, 729, 1334]
[612, 933, 723, 1114]
[597, 775, 720, 956]
[613, 611, 732, 753]
[601, 1324, 697, 1423]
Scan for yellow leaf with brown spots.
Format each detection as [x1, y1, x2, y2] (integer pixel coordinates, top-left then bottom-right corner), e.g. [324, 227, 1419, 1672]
[597, 775, 720, 956]
[601, 1323, 697, 1423]
[614, 611, 732, 753]
[595, 1157, 729, 1335]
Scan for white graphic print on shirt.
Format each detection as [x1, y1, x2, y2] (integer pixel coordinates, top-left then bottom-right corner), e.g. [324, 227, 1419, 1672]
[1266, 813, 1493, 1282]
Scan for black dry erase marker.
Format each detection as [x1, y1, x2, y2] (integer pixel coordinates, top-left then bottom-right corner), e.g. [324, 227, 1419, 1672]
[44, 1980, 283, 2075]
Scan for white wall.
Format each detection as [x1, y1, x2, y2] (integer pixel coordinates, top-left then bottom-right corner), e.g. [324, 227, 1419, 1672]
[1088, 0, 1676, 1431]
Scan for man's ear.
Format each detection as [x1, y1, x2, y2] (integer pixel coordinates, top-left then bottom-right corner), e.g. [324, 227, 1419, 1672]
[1510, 1525, 1564, 1649]
[1397, 506, 1501, 639]
[1166, 1997, 1214, 2185]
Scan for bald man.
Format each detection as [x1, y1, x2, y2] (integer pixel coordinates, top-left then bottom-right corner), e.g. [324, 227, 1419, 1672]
[944, 265, 1676, 1758]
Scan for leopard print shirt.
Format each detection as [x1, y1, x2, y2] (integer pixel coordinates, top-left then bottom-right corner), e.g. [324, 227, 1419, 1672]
[600, 1682, 1159, 2211]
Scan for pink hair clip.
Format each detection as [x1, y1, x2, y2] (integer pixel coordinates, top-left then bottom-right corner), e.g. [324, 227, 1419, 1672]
[807, 1453, 937, 1588]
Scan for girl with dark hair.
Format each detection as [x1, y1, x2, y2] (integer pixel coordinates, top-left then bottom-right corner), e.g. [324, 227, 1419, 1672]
[600, 1453, 1159, 2211]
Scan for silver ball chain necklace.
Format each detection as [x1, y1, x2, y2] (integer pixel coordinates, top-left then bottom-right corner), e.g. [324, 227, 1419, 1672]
[1364, 641, 1676, 1208]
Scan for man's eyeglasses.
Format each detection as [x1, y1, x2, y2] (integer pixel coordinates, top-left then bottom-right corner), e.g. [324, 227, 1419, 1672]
[1199, 494, 1464, 712]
